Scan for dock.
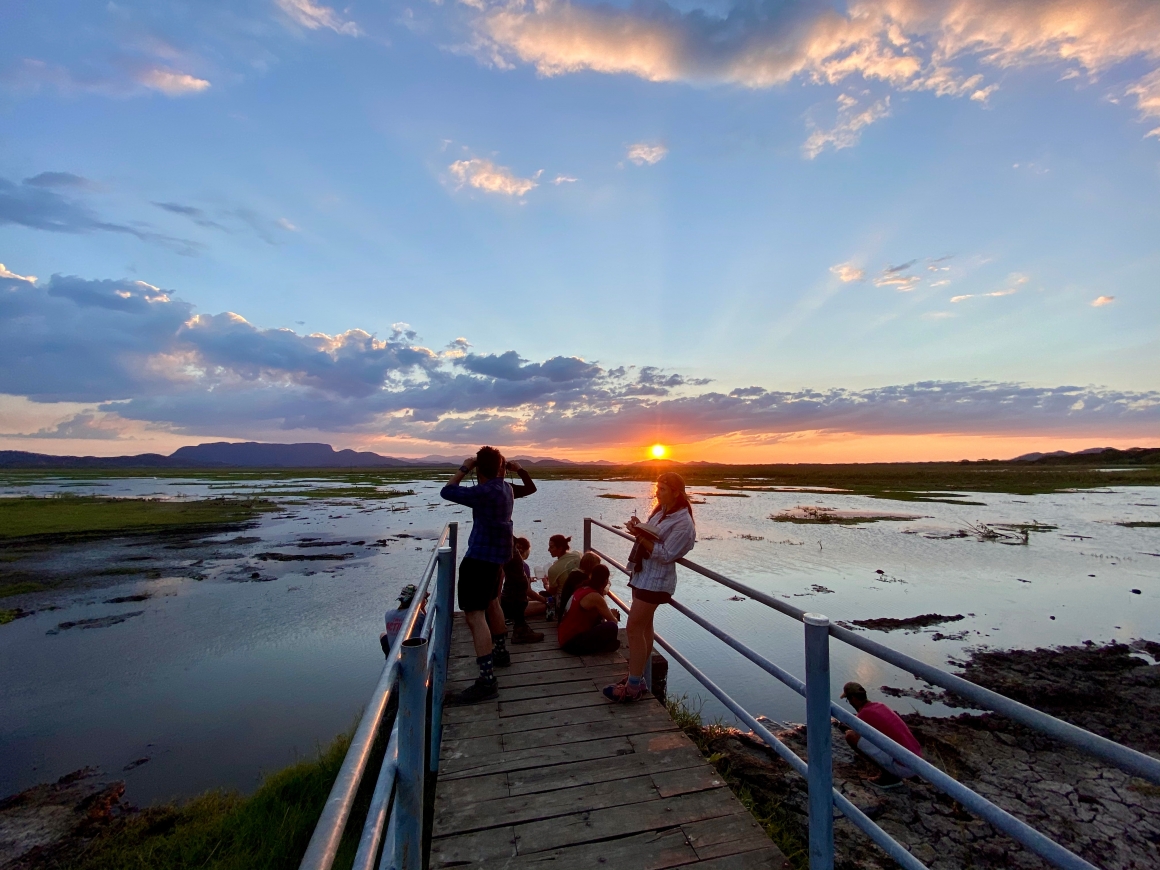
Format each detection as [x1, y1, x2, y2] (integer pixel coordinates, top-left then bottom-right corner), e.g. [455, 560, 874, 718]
[431, 614, 789, 869]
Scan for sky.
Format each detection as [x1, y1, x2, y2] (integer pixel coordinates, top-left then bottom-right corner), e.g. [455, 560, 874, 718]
[1, 0, 1159, 462]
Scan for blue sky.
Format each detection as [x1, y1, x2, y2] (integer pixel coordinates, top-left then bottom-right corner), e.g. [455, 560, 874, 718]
[2, 0, 1159, 460]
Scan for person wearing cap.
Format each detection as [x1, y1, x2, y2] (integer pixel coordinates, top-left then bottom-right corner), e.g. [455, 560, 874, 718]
[840, 681, 923, 789]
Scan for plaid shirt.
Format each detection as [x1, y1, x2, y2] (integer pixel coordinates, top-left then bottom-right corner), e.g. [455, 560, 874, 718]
[628, 506, 696, 595]
[440, 473, 535, 564]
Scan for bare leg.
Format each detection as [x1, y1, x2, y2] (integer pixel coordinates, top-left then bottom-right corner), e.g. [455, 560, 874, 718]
[486, 598, 507, 636]
[464, 609, 492, 657]
[626, 595, 660, 677]
[525, 600, 547, 618]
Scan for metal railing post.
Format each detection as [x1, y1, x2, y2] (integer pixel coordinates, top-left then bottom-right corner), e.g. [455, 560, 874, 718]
[583, 517, 592, 554]
[804, 613, 834, 870]
[428, 542, 455, 772]
[393, 638, 428, 870]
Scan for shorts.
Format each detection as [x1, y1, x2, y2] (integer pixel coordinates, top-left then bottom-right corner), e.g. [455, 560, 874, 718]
[458, 557, 503, 612]
[630, 585, 672, 605]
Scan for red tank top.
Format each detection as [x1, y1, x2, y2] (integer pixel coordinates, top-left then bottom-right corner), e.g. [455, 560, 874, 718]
[557, 586, 602, 647]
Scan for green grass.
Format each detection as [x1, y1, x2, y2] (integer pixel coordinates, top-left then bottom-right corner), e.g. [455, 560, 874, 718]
[665, 695, 808, 869]
[0, 495, 280, 541]
[0, 580, 43, 598]
[75, 732, 362, 870]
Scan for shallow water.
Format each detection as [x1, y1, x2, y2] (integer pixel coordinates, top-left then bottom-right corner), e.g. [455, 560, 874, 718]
[1, 476, 1157, 804]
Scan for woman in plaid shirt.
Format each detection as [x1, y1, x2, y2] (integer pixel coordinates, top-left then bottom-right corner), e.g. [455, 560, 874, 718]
[604, 472, 696, 702]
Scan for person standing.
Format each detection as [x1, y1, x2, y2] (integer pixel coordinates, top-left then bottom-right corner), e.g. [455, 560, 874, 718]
[440, 446, 536, 703]
[604, 472, 696, 702]
[840, 681, 923, 788]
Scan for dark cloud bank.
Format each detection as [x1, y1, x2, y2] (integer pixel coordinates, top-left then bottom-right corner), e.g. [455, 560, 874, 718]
[1, 266, 1157, 447]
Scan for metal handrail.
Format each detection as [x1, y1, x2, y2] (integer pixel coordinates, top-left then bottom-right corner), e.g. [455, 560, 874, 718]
[300, 523, 457, 870]
[587, 517, 1160, 786]
[586, 517, 1128, 870]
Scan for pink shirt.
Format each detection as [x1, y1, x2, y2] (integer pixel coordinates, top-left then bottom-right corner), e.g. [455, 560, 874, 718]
[857, 702, 922, 756]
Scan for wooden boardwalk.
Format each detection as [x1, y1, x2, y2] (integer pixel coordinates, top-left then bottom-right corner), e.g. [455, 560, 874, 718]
[431, 614, 789, 869]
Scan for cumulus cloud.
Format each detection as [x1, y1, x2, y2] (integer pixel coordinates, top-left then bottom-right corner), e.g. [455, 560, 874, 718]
[136, 68, 211, 96]
[1092, 295, 1116, 307]
[830, 262, 866, 282]
[803, 93, 891, 158]
[275, 0, 362, 36]
[3, 260, 1156, 447]
[1, 176, 200, 254]
[449, 158, 540, 197]
[467, 0, 1160, 146]
[626, 143, 668, 165]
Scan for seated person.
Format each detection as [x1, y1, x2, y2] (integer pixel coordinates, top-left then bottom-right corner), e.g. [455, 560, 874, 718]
[558, 552, 601, 616]
[840, 681, 923, 789]
[557, 565, 622, 655]
[501, 536, 546, 644]
[544, 534, 582, 601]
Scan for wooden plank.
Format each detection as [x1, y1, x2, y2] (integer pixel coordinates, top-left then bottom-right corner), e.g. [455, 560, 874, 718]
[500, 709, 676, 752]
[446, 662, 625, 691]
[673, 849, 788, 869]
[444, 696, 665, 741]
[438, 828, 697, 870]
[505, 744, 706, 797]
[498, 690, 610, 717]
[440, 734, 635, 780]
[682, 813, 782, 860]
[449, 654, 600, 679]
[515, 788, 743, 855]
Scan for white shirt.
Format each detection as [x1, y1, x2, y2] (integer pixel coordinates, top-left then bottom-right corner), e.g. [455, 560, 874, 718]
[628, 506, 696, 594]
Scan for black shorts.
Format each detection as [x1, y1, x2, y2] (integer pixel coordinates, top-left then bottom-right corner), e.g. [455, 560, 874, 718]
[458, 557, 503, 612]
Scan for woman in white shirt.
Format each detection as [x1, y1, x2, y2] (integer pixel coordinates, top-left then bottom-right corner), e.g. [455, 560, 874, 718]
[603, 472, 696, 702]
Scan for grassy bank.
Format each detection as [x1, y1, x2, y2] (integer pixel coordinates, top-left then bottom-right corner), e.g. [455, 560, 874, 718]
[69, 733, 361, 870]
[665, 695, 808, 869]
[0, 495, 280, 542]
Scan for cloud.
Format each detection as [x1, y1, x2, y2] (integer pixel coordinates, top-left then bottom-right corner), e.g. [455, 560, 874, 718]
[874, 260, 921, 291]
[154, 201, 227, 231]
[552, 175, 578, 184]
[23, 172, 97, 190]
[275, 0, 362, 36]
[952, 273, 1028, 302]
[3, 260, 1156, 447]
[830, 262, 866, 282]
[626, 143, 668, 165]
[803, 93, 891, 158]
[0, 263, 37, 283]
[448, 158, 539, 197]
[467, 0, 1160, 145]
[1092, 295, 1116, 307]
[135, 68, 211, 96]
[0, 176, 200, 254]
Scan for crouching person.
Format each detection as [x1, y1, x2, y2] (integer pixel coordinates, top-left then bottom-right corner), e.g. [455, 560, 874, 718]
[840, 681, 923, 789]
[501, 536, 546, 644]
[557, 565, 622, 655]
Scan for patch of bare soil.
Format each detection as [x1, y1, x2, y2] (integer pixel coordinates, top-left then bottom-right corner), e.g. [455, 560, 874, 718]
[0, 770, 124, 870]
[694, 641, 1160, 869]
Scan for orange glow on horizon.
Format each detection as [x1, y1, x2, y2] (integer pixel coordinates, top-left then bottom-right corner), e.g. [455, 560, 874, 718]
[649, 443, 669, 459]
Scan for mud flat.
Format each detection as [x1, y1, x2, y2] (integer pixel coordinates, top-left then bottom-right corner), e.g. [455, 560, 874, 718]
[678, 641, 1160, 870]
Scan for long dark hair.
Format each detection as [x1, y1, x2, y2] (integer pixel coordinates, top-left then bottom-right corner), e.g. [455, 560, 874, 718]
[649, 471, 693, 523]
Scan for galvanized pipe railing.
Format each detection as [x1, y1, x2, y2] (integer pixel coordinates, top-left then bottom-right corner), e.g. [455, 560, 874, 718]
[589, 517, 1121, 870]
[587, 517, 1160, 787]
[300, 523, 457, 870]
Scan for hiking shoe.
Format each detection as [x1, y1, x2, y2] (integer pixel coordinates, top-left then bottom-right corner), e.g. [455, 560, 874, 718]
[869, 773, 904, 790]
[511, 626, 544, 644]
[452, 677, 498, 705]
[492, 647, 511, 667]
[603, 679, 646, 702]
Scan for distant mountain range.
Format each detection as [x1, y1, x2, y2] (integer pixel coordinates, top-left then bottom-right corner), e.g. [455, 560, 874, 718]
[0, 442, 1155, 469]
[0, 442, 607, 469]
[1010, 446, 1160, 464]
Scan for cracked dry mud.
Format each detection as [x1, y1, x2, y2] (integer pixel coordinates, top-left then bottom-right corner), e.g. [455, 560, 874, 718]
[698, 641, 1160, 869]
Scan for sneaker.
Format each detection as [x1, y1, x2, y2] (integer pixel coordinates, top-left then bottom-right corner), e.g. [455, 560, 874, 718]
[492, 647, 511, 667]
[869, 772, 903, 790]
[452, 677, 498, 705]
[511, 626, 544, 644]
[603, 679, 646, 702]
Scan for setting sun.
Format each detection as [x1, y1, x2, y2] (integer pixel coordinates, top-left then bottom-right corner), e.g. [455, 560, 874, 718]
[649, 443, 669, 460]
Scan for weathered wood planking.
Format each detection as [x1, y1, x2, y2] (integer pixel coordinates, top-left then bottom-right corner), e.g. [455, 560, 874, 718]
[431, 614, 789, 869]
